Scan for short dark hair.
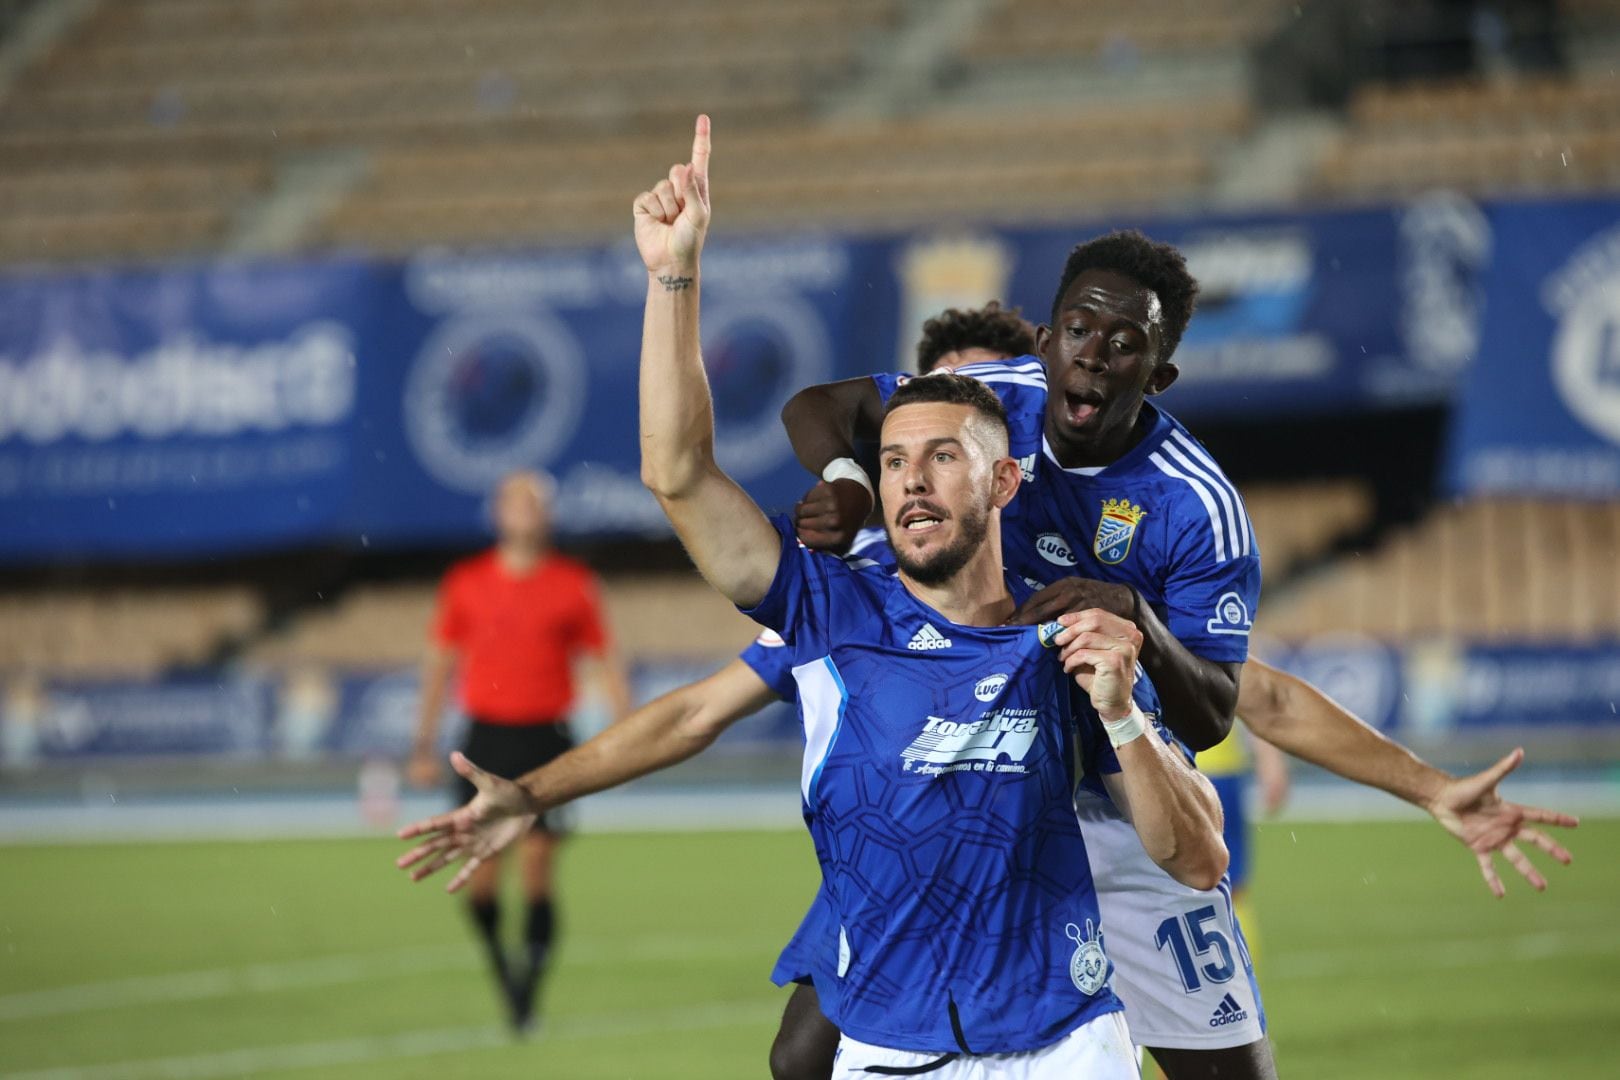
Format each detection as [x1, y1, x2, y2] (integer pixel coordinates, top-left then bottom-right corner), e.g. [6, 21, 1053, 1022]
[885, 371, 1010, 450]
[915, 301, 1037, 373]
[1049, 230, 1200, 363]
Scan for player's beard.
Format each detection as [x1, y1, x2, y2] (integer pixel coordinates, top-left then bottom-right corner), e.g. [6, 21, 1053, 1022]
[888, 493, 993, 587]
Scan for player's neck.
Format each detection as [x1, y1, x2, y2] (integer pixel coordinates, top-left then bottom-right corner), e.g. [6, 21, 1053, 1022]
[1045, 402, 1150, 470]
[497, 540, 546, 573]
[899, 540, 1014, 628]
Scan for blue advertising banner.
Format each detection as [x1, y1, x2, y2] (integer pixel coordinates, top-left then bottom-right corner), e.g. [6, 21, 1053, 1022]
[0, 195, 1607, 559]
[1446, 198, 1620, 497]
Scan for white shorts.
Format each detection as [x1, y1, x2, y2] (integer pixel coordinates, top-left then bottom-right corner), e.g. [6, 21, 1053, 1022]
[831, 1011, 1136, 1079]
[1077, 794, 1267, 1051]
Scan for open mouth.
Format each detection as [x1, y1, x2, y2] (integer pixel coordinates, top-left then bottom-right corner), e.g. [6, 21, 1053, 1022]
[1063, 388, 1106, 427]
[897, 503, 948, 535]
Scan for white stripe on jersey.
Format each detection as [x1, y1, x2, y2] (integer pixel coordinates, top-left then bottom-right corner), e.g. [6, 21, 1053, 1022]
[1148, 450, 1229, 563]
[954, 359, 1044, 377]
[1161, 438, 1248, 560]
[793, 656, 848, 805]
[849, 526, 888, 555]
[1168, 430, 1253, 556]
[964, 373, 1046, 391]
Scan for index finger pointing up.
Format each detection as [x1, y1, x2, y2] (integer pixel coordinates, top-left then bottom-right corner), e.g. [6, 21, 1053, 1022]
[691, 114, 711, 179]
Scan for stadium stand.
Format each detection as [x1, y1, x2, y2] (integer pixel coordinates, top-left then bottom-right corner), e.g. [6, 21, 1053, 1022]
[1315, 75, 1620, 198]
[1259, 498, 1620, 642]
[241, 576, 756, 671]
[0, 585, 263, 677]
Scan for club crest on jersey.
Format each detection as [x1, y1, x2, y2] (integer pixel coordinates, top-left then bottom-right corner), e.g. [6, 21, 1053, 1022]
[1094, 498, 1147, 565]
[1066, 920, 1108, 995]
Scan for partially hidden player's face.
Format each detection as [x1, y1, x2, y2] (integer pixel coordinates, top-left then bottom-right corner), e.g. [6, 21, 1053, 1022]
[878, 401, 1019, 586]
[1037, 269, 1180, 464]
[493, 473, 550, 546]
[929, 346, 1016, 373]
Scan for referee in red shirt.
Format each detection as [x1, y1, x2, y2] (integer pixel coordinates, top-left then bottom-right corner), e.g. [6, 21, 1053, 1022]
[409, 470, 630, 1032]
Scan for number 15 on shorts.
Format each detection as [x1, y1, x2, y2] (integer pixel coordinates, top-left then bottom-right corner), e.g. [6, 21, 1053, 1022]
[1154, 904, 1240, 994]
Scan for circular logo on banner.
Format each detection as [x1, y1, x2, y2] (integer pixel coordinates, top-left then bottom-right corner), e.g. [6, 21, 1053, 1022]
[403, 313, 586, 493]
[699, 296, 831, 481]
[1550, 267, 1620, 446]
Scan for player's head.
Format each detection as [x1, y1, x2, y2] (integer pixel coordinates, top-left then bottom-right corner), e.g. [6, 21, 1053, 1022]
[491, 469, 554, 546]
[1038, 230, 1198, 463]
[879, 373, 1020, 586]
[916, 301, 1037, 373]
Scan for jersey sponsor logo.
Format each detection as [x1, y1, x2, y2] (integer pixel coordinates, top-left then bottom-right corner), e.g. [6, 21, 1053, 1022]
[1094, 497, 1147, 565]
[973, 673, 1009, 702]
[906, 624, 953, 651]
[1018, 452, 1037, 483]
[1035, 532, 1076, 567]
[900, 709, 1037, 774]
[1206, 591, 1253, 636]
[1209, 992, 1250, 1028]
[1066, 920, 1108, 995]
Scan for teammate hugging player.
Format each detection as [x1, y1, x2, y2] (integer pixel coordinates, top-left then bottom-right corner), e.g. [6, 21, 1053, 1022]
[394, 119, 1578, 1077]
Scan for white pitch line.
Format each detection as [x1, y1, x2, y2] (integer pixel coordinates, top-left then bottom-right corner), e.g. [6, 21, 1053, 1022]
[0, 934, 780, 1023]
[0, 999, 784, 1080]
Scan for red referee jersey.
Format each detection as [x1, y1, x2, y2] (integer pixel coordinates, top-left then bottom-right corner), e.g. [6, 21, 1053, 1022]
[433, 549, 609, 724]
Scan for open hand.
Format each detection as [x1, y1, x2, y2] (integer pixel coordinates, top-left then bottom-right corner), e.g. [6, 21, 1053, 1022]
[794, 479, 873, 553]
[633, 115, 712, 278]
[394, 752, 539, 893]
[1424, 747, 1578, 897]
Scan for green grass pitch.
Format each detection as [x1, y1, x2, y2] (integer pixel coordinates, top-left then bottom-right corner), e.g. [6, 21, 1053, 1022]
[0, 818, 1613, 1078]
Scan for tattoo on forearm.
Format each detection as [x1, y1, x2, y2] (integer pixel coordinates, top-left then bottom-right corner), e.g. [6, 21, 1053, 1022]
[657, 274, 694, 292]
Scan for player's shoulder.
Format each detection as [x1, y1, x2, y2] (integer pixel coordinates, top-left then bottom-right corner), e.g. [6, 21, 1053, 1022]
[1135, 407, 1255, 562]
[445, 548, 498, 584]
[547, 552, 601, 584]
[951, 354, 1047, 390]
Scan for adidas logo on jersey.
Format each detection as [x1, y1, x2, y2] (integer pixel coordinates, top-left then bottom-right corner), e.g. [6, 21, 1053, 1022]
[1018, 452, 1037, 483]
[907, 624, 953, 651]
[1209, 993, 1249, 1028]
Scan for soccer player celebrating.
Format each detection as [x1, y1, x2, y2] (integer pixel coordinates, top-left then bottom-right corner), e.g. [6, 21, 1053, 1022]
[407, 469, 631, 1032]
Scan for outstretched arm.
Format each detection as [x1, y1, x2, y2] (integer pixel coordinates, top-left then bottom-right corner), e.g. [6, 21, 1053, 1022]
[634, 116, 781, 607]
[1055, 610, 1228, 891]
[1238, 658, 1578, 896]
[397, 658, 780, 892]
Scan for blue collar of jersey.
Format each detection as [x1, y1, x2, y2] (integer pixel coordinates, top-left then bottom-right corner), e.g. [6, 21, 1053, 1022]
[1041, 400, 1174, 479]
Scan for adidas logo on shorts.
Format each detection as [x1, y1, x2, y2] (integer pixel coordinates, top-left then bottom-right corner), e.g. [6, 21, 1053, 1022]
[907, 624, 953, 651]
[1209, 992, 1250, 1028]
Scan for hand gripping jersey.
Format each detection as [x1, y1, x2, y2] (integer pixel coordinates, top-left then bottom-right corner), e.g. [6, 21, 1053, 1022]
[873, 359, 1261, 666]
[744, 517, 1123, 1055]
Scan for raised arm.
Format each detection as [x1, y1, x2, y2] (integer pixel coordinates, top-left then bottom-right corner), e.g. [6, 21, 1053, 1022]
[1238, 658, 1578, 896]
[634, 116, 781, 607]
[1056, 610, 1228, 890]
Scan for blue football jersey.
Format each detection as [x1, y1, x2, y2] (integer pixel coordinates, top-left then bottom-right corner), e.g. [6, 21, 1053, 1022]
[875, 358, 1262, 664]
[745, 517, 1123, 1054]
[739, 629, 798, 703]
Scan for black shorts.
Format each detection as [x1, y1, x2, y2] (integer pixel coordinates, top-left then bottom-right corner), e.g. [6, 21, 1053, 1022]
[455, 719, 575, 835]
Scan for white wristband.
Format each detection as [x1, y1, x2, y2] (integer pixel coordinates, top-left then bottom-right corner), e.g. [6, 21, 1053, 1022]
[821, 457, 874, 498]
[1101, 703, 1148, 750]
